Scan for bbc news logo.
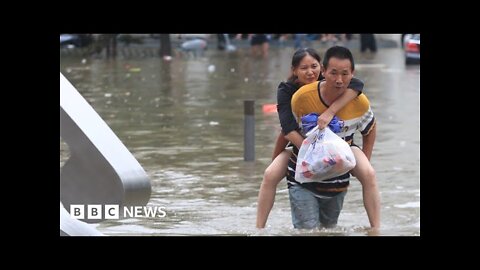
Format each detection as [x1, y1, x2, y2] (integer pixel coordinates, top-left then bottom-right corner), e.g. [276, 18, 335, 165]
[70, 204, 167, 219]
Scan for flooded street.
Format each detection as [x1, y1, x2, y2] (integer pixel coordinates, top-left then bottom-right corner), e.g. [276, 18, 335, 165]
[60, 43, 419, 236]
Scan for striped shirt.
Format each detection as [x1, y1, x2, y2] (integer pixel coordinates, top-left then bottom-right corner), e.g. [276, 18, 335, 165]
[287, 81, 376, 195]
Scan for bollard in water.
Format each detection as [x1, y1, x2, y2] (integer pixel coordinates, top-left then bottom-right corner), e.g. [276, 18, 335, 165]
[244, 100, 255, 161]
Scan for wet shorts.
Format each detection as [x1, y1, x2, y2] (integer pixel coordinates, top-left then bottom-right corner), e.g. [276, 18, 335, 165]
[251, 34, 268, 46]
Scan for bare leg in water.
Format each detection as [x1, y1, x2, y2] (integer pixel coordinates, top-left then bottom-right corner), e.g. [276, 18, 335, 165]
[350, 147, 381, 230]
[256, 147, 380, 230]
[256, 150, 291, 228]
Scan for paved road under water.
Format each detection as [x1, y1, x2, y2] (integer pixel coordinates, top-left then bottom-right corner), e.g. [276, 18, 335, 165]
[60, 44, 420, 236]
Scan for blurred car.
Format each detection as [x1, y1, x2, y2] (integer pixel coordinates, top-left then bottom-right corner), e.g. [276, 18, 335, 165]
[60, 34, 93, 48]
[404, 34, 420, 65]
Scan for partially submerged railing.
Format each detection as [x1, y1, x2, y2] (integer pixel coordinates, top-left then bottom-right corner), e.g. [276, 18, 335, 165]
[60, 73, 151, 235]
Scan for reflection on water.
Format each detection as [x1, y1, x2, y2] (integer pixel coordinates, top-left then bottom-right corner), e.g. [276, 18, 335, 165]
[60, 45, 420, 236]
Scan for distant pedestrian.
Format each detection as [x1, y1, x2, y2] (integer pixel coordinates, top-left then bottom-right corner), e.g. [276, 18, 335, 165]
[159, 34, 172, 60]
[242, 34, 269, 58]
[360, 34, 377, 53]
[217, 34, 226, 50]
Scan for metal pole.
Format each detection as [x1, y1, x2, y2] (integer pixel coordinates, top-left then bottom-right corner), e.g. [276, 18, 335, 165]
[244, 100, 255, 161]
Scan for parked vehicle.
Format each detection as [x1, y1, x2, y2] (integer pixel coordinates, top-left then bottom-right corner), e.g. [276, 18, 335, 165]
[404, 34, 420, 65]
[60, 34, 93, 48]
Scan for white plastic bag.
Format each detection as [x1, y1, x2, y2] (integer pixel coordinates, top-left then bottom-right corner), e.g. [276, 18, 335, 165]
[295, 126, 356, 183]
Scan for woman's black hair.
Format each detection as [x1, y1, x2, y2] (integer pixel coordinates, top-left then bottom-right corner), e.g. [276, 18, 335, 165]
[287, 47, 323, 84]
